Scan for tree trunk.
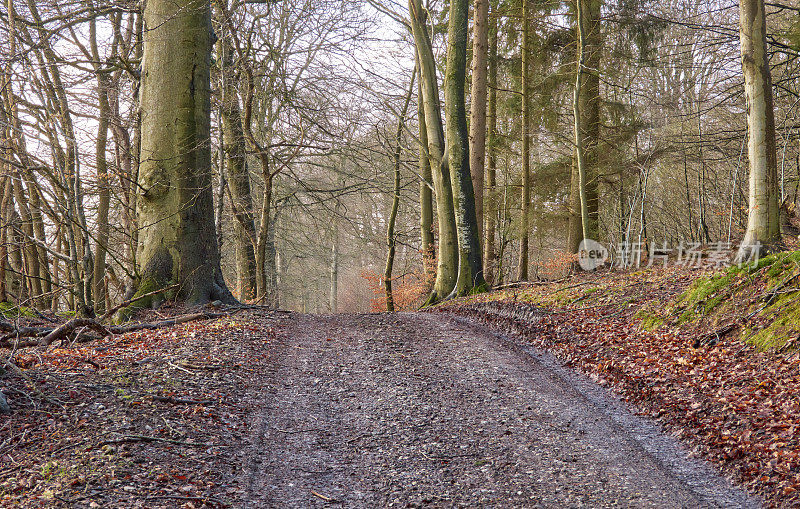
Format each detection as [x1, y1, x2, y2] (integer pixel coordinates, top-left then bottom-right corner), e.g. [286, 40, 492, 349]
[218, 33, 257, 301]
[385, 72, 415, 312]
[409, 0, 459, 303]
[568, 0, 602, 253]
[329, 230, 338, 313]
[130, 0, 233, 314]
[445, 0, 486, 296]
[11, 177, 42, 303]
[469, 0, 489, 251]
[416, 59, 435, 284]
[518, 0, 531, 280]
[483, 17, 498, 285]
[738, 0, 780, 254]
[93, 77, 111, 315]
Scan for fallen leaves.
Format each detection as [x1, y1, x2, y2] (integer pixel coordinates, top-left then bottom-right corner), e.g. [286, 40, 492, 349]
[0, 308, 285, 507]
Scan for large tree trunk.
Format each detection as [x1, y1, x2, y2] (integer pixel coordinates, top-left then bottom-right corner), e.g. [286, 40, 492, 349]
[738, 0, 781, 254]
[469, 0, 489, 251]
[567, 0, 602, 253]
[409, 0, 459, 303]
[445, 0, 486, 296]
[483, 18, 498, 285]
[218, 35, 257, 301]
[131, 0, 233, 312]
[518, 0, 531, 280]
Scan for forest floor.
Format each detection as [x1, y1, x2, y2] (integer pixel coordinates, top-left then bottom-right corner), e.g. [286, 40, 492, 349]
[0, 286, 771, 508]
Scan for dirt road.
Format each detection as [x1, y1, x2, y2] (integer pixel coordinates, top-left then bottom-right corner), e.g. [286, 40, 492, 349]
[240, 312, 756, 508]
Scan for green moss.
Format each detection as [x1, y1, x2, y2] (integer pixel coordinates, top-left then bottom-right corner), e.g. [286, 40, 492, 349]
[636, 309, 665, 331]
[667, 250, 800, 351]
[744, 286, 800, 351]
[0, 301, 35, 319]
[673, 272, 736, 323]
[115, 276, 171, 323]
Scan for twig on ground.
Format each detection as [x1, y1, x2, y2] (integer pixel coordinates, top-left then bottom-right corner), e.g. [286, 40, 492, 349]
[167, 361, 195, 375]
[152, 395, 213, 405]
[272, 427, 321, 434]
[98, 434, 213, 448]
[144, 494, 224, 506]
[311, 490, 334, 502]
[100, 283, 181, 322]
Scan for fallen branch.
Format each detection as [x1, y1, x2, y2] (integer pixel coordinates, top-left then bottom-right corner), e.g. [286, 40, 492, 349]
[97, 434, 212, 448]
[151, 395, 213, 405]
[41, 318, 111, 347]
[311, 490, 334, 502]
[692, 322, 739, 348]
[1, 358, 61, 405]
[0, 311, 228, 349]
[110, 312, 227, 334]
[144, 495, 224, 507]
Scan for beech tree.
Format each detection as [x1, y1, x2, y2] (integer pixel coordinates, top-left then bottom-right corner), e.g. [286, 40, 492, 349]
[445, 0, 486, 295]
[738, 0, 781, 254]
[470, 0, 490, 249]
[131, 0, 233, 310]
[409, 0, 459, 303]
[0, 0, 797, 314]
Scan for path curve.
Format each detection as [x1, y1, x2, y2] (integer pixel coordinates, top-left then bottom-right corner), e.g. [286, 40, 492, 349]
[240, 312, 757, 508]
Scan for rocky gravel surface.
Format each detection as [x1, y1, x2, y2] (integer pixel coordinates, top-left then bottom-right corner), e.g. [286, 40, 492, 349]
[240, 312, 756, 508]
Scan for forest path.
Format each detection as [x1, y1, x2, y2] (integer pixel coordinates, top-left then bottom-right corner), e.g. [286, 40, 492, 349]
[240, 312, 756, 508]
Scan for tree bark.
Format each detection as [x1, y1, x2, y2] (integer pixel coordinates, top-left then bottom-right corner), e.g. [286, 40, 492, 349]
[131, 0, 234, 314]
[416, 58, 435, 285]
[93, 77, 111, 315]
[738, 0, 781, 254]
[469, 0, 489, 250]
[385, 72, 415, 312]
[518, 0, 531, 280]
[445, 0, 486, 296]
[483, 18, 498, 285]
[329, 229, 338, 313]
[567, 0, 602, 253]
[409, 0, 459, 304]
[217, 32, 257, 301]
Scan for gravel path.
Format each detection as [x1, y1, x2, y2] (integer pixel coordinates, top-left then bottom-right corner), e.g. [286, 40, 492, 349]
[240, 312, 757, 508]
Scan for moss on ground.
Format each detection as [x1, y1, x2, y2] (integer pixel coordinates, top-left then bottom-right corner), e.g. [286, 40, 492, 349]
[0, 301, 35, 319]
[670, 265, 749, 324]
[662, 250, 800, 351]
[636, 308, 665, 331]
